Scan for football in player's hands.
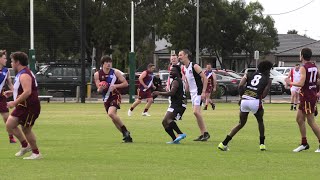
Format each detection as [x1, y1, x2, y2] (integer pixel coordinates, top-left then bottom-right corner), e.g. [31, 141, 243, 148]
[99, 81, 109, 89]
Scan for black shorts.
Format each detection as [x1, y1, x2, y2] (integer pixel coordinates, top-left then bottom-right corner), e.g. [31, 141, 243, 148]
[167, 105, 186, 120]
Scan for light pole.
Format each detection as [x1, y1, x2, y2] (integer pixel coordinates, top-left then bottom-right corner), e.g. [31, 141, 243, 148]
[129, 1, 136, 103]
[29, 0, 36, 73]
[196, 0, 200, 65]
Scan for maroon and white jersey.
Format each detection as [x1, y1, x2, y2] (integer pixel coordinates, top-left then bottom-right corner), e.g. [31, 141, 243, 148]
[13, 68, 40, 114]
[139, 70, 154, 91]
[300, 62, 318, 101]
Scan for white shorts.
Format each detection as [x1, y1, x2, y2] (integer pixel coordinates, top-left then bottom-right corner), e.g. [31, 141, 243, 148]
[290, 86, 300, 93]
[240, 99, 262, 114]
[190, 92, 202, 106]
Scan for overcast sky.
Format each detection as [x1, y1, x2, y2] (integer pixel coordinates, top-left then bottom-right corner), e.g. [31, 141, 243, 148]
[247, 0, 320, 40]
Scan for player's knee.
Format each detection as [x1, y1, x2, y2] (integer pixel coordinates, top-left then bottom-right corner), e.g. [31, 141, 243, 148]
[162, 120, 168, 128]
[108, 112, 116, 119]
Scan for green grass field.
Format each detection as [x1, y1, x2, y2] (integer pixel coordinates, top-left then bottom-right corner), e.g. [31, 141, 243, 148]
[0, 103, 320, 179]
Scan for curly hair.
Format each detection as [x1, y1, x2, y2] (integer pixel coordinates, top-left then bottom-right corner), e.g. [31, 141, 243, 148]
[258, 60, 273, 75]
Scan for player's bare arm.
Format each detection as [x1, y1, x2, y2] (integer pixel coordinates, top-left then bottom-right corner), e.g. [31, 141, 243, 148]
[139, 71, 148, 88]
[194, 64, 208, 96]
[155, 80, 179, 97]
[6, 69, 14, 91]
[94, 71, 105, 93]
[114, 70, 128, 89]
[212, 73, 217, 92]
[286, 66, 306, 87]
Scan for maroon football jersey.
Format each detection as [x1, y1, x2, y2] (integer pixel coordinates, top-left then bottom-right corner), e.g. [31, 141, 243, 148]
[138, 70, 154, 90]
[14, 68, 40, 114]
[300, 62, 318, 101]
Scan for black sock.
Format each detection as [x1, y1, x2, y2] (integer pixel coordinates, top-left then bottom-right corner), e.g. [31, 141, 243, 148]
[222, 135, 232, 146]
[143, 109, 148, 113]
[165, 127, 176, 141]
[121, 125, 128, 136]
[260, 136, 265, 145]
[130, 107, 134, 111]
[169, 121, 183, 134]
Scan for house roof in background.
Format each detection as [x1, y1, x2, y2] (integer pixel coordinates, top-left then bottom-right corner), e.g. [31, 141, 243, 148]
[275, 34, 320, 56]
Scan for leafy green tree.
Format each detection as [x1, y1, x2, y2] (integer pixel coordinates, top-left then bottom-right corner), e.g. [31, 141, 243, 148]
[287, 29, 298, 34]
[239, 2, 279, 66]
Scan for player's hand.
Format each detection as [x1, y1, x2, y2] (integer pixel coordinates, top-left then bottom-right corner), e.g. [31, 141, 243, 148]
[7, 101, 16, 109]
[3, 90, 13, 98]
[152, 91, 159, 97]
[108, 85, 116, 92]
[285, 77, 291, 85]
[201, 92, 205, 100]
[238, 99, 242, 106]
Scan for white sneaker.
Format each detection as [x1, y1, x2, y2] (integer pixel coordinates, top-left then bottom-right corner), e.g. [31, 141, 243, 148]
[23, 153, 42, 160]
[15, 146, 32, 157]
[128, 109, 132, 116]
[293, 144, 309, 152]
[315, 146, 320, 152]
[142, 112, 151, 116]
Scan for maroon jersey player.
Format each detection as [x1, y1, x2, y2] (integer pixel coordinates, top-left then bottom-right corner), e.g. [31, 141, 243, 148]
[285, 48, 320, 153]
[5, 52, 42, 159]
[94, 55, 133, 143]
[128, 64, 156, 117]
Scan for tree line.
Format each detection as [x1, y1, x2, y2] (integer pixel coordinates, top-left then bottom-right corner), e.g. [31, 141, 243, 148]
[0, 0, 279, 71]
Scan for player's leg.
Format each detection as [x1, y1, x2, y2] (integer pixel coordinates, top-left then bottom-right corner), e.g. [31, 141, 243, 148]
[293, 90, 299, 110]
[21, 126, 42, 159]
[142, 97, 153, 116]
[6, 115, 31, 156]
[193, 103, 210, 141]
[305, 109, 320, 152]
[128, 98, 141, 116]
[108, 106, 132, 143]
[162, 112, 177, 142]
[203, 93, 209, 110]
[1, 112, 16, 143]
[290, 87, 295, 110]
[293, 108, 309, 152]
[254, 108, 266, 150]
[218, 111, 249, 151]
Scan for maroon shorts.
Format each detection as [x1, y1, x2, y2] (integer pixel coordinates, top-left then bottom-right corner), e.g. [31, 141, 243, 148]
[299, 98, 317, 114]
[138, 89, 152, 99]
[0, 95, 9, 113]
[205, 86, 213, 94]
[104, 93, 121, 112]
[11, 105, 40, 127]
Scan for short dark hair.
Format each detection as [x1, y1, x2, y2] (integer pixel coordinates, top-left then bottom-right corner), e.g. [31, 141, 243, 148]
[0, 50, 7, 57]
[258, 60, 273, 75]
[180, 49, 192, 59]
[171, 65, 182, 77]
[10, 51, 28, 66]
[147, 63, 155, 69]
[295, 64, 300, 66]
[100, 55, 112, 66]
[301, 48, 312, 61]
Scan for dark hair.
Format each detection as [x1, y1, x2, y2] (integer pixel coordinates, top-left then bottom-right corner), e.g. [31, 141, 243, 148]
[171, 65, 182, 77]
[100, 55, 112, 66]
[0, 50, 6, 57]
[301, 48, 312, 61]
[147, 63, 155, 69]
[295, 64, 300, 66]
[10, 51, 28, 66]
[180, 49, 192, 60]
[258, 60, 273, 75]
